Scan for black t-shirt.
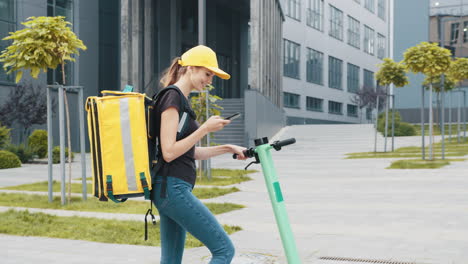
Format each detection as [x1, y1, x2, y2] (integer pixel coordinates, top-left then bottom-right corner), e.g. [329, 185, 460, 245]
[155, 86, 199, 186]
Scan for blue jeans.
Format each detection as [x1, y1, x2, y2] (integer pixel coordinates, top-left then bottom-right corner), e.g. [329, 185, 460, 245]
[152, 176, 235, 264]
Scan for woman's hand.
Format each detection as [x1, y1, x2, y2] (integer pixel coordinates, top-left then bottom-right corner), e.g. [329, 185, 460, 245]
[228, 144, 248, 160]
[201, 116, 231, 133]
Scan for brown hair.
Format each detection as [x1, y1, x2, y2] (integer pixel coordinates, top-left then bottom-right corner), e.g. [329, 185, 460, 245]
[159, 57, 188, 88]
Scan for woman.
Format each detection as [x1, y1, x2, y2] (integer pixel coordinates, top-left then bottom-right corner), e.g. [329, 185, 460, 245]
[152, 45, 247, 264]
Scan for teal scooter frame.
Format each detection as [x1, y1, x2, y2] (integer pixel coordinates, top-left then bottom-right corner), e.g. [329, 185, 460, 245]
[234, 137, 301, 264]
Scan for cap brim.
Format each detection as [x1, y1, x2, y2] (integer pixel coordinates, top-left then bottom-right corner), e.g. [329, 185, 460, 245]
[206, 66, 231, 80]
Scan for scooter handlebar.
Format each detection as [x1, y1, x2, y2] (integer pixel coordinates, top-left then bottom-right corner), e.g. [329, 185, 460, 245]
[272, 138, 296, 149]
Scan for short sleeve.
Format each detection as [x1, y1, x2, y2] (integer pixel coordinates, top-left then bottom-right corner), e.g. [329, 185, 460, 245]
[157, 89, 181, 113]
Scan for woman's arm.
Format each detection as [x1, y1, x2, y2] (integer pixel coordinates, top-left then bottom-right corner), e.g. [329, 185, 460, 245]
[194, 144, 247, 160]
[160, 107, 230, 163]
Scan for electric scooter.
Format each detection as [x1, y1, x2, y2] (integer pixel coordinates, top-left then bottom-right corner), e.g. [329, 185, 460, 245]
[234, 137, 301, 264]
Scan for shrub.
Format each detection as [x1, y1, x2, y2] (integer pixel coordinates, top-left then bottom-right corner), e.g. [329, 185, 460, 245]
[5, 144, 34, 163]
[28, 130, 48, 158]
[0, 150, 21, 169]
[0, 123, 11, 149]
[52, 146, 74, 164]
[377, 111, 416, 137]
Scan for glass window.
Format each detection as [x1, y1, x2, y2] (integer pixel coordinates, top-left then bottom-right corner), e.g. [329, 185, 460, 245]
[328, 101, 342, 115]
[364, 69, 375, 89]
[0, 0, 16, 84]
[347, 16, 360, 49]
[378, 0, 386, 20]
[284, 92, 301, 109]
[450, 22, 460, 45]
[365, 0, 375, 13]
[464, 21, 468, 43]
[306, 96, 323, 112]
[366, 107, 373, 120]
[329, 5, 343, 41]
[364, 25, 375, 55]
[347, 63, 360, 93]
[306, 48, 323, 85]
[347, 104, 358, 117]
[307, 0, 323, 31]
[47, 0, 74, 85]
[377, 33, 386, 59]
[328, 56, 343, 90]
[285, 0, 301, 21]
[283, 39, 301, 79]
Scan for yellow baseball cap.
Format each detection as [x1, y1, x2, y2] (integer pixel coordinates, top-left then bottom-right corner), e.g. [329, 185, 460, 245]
[178, 45, 231, 80]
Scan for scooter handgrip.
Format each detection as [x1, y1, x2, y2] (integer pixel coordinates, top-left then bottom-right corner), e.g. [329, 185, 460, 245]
[276, 138, 296, 147]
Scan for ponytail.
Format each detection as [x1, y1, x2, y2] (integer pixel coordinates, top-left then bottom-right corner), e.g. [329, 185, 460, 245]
[160, 57, 188, 88]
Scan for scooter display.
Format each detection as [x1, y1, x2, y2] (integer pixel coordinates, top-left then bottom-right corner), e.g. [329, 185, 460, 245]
[234, 137, 300, 264]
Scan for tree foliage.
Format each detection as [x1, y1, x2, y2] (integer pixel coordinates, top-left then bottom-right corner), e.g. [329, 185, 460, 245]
[447, 57, 468, 84]
[422, 74, 456, 92]
[375, 58, 409, 87]
[189, 84, 224, 125]
[0, 16, 87, 83]
[403, 42, 452, 77]
[350, 86, 387, 111]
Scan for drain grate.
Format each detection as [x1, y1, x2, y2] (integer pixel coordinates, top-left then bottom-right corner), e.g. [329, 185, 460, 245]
[319, 256, 426, 264]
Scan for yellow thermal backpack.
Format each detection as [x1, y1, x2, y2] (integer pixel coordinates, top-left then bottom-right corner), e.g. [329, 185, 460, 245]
[86, 91, 151, 203]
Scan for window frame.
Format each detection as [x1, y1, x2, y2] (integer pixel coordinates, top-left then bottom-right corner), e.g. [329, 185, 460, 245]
[0, 0, 17, 85]
[284, 92, 301, 109]
[364, 69, 375, 89]
[347, 63, 360, 94]
[377, 0, 386, 20]
[364, 0, 375, 13]
[306, 96, 323, 112]
[450, 22, 460, 45]
[285, 0, 302, 21]
[329, 4, 344, 41]
[328, 56, 343, 90]
[347, 15, 360, 49]
[306, 47, 323, 85]
[347, 104, 358, 117]
[377, 33, 386, 59]
[328, 100, 343, 115]
[363, 25, 375, 56]
[283, 39, 301, 79]
[306, 0, 324, 31]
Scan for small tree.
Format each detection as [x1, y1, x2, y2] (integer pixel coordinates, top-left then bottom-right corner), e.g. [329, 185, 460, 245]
[190, 84, 223, 180]
[0, 16, 87, 205]
[0, 83, 54, 143]
[375, 58, 409, 151]
[403, 42, 452, 160]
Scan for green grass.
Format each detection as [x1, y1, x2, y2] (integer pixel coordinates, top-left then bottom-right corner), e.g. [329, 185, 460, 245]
[413, 124, 468, 136]
[387, 158, 466, 169]
[196, 169, 256, 186]
[0, 209, 241, 248]
[346, 138, 468, 159]
[0, 193, 244, 215]
[76, 168, 256, 186]
[2, 181, 241, 199]
[1, 181, 92, 194]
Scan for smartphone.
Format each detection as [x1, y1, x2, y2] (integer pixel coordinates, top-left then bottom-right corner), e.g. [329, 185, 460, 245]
[225, 112, 241, 120]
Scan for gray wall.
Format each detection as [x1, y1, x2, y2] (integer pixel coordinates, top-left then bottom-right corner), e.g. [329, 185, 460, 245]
[393, 0, 429, 110]
[244, 89, 285, 147]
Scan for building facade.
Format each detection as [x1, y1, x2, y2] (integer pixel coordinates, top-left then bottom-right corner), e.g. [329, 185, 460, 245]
[394, 0, 468, 123]
[281, 0, 393, 125]
[0, 0, 285, 149]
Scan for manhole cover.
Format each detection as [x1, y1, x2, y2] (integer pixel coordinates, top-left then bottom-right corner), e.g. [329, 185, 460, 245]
[317, 256, 428, 264]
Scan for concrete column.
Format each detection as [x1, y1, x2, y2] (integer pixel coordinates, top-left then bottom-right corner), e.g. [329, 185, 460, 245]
[143, 0, 155, 93]
[120, 0, 130, 90]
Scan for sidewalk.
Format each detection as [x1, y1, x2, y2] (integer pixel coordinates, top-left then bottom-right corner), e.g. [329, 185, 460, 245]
[2, 124, 468, 263]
